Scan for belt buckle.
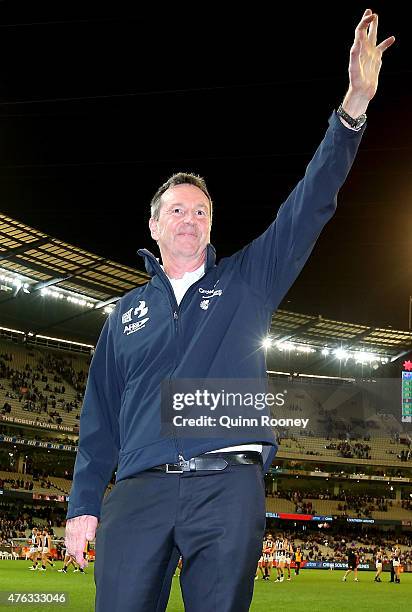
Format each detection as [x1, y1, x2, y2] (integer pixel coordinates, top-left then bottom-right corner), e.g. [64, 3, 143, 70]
[165, 463, 183, 473]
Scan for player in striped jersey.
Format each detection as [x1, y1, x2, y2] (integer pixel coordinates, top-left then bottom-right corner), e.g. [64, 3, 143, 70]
[374, 548, 383, 582]
[284, 538, 294, 581]
[262, 533, 275, 580]
[275, 535, 285, 582]
[392, 545, 401, 583]
[28, 528, 40, 570]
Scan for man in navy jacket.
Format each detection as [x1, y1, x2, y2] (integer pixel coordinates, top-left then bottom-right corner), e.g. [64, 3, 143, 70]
[65, 10, 394, 611]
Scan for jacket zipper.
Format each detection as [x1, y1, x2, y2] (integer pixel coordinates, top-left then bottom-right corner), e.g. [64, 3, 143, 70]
[148, 257, 209, 462]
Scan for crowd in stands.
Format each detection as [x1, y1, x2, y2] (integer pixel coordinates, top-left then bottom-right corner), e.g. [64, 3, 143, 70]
[0, 348, 89, 428]
[398, 449, 412, 462]
[0, 475, 61, 493]
[0, 502, 68, 544]
[333, 441, 372, 460]
[267, 486, 394, 517]
[268, 489, 316, 514]
[0, 476, 34, 491]
[277, 430, 412, 464]
[336, 493, 389, 516]
[0, 517, 28, 545]
[41, 352, 88, 397]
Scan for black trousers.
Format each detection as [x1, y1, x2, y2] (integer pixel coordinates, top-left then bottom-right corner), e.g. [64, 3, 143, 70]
[95, 463, 265, 612]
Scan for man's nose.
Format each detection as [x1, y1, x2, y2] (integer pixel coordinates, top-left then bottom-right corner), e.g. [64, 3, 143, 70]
[183, 212, 196, 223]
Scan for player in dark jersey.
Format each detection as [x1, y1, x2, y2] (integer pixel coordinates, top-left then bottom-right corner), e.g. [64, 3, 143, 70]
[58, 550, 85, 574]
[39, 529, 55, 571]
[342, 547, 359, 582]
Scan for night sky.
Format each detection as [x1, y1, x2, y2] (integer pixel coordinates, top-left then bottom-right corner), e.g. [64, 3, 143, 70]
[0, 2, 410, 330]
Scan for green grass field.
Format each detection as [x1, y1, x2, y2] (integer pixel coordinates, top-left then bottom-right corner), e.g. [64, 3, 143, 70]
[0, 561, 411, 611]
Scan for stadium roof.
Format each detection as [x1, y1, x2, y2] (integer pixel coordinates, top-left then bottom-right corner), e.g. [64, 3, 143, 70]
[270, 310, 412, 360]
[0, 213, 150, 301]
[0, 213, 411, 359]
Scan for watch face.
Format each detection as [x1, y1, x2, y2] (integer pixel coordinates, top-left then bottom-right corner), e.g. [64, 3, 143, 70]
[355, 114, 367, 129]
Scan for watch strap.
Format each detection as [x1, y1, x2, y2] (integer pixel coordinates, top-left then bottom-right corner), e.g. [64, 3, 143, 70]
[337, 104, 366, 130]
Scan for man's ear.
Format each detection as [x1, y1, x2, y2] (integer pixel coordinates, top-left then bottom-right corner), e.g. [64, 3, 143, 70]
[149, 218, 159, 241]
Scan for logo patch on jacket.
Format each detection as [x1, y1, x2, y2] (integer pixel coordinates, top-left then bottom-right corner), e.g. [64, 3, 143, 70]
[198, 284, 222, 310]
[122, 301, 150, 335]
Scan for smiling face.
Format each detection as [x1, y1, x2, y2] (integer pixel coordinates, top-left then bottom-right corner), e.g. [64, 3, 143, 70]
[149, 183, 212, 265]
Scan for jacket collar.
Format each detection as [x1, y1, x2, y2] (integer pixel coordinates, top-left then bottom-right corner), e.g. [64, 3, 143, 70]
[137, 244, 216, 278]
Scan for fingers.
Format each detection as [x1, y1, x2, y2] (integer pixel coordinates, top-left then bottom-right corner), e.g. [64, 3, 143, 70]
[368, 12, 378, 45]
[357, 8, 374, 28]
[355, 9, 375, 41]
[65, 516, 97, 569]
[85, 516, 98, 541]
[377, 36, 396, 53]
[65, 520, 86, 557]
[355, 10, 395, 55]
[65, 515, 98, 554]
[75, 551, 87, 568]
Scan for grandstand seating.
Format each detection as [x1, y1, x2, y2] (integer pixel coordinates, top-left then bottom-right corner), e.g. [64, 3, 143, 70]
[47, 476, 72, 495]
[277, 435, 411, 466]
[265, 498, 295, 513]
[47, 476, 113, 498]
[0, 339, 89, 430]
[265, 495, 412, 521]
[290, 537, 412, 562]
[1, 339, 411, 466]
[0, 470, 63, 496]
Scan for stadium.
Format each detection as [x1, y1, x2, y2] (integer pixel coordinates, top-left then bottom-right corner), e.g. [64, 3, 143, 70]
[0, 213, 411, 611]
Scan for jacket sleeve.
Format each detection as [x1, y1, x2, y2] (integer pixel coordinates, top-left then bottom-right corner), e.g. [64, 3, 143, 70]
[67, 308, 123, 519]
[238, 111, 366, 311]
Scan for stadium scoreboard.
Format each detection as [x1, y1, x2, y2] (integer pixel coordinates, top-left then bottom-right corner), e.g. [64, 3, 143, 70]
[402, 370, 412, 423]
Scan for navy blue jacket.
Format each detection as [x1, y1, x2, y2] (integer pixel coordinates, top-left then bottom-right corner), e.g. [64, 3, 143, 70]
[67, 112, 365, 519]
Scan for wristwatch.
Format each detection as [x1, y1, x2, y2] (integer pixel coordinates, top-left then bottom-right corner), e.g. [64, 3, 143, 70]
[337, 104, 367, 130]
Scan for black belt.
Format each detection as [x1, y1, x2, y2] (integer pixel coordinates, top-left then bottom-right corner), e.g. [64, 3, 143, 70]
[148, 451, 262, 473]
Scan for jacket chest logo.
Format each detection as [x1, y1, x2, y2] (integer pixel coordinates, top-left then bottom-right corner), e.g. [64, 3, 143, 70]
[122, 301, 150, 335]
[198, 283, 223, 310]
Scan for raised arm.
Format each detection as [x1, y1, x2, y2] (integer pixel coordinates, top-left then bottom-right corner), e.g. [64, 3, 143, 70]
[238, 9, 395, 310]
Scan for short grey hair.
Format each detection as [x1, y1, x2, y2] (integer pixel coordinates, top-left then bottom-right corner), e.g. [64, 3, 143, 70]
[150, 172, 213, 221]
